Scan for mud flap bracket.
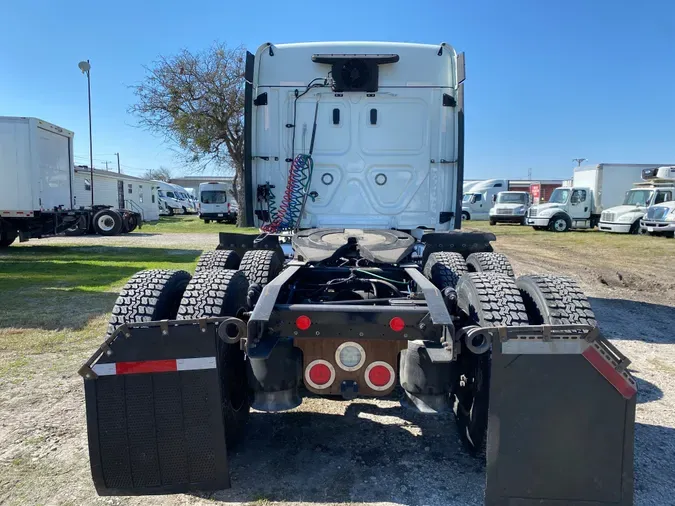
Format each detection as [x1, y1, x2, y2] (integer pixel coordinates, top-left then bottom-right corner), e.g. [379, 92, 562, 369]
[80, 320, 230, 496]
[484, 324, 636, 506]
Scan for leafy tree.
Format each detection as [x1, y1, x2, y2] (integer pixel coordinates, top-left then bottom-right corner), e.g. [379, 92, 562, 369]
[142, 166, 172, 182]
[131, 43, 246, 224]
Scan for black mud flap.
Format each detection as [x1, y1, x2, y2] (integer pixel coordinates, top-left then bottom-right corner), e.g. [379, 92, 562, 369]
[484, 326, 636, 506]
[79, 321, 229, 496]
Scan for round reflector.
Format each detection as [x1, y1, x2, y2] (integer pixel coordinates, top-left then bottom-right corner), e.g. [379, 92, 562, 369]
[304, 359, 335, 389]
[389, 317, 405, 332]
[296, 315, 312, 330]
[335, 341, 366, 371]
[365, 361, 396, 391]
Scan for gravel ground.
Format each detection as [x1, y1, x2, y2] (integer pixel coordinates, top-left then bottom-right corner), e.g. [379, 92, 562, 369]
[1, 230, 674, 505]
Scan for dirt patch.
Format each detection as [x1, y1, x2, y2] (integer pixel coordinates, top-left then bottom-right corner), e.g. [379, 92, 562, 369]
[1, 230, 674, 506]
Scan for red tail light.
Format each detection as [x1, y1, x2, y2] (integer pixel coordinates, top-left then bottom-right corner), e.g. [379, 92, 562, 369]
[365, 361, 395, 391]
[304, 359, 335, 389]
[389, 317, 405, 332]
[296, 315, 312, 330]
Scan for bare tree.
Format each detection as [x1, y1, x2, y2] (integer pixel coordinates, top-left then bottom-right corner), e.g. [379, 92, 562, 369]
[143, 166, 173, 182]
[130, 43, 245, 224]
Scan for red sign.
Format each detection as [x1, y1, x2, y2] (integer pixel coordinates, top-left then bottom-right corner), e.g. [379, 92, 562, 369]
[530, 183, 541, 199]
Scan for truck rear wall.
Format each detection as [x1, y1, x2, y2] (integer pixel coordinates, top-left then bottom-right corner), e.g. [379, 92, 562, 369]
[0, 117, 74, 213]
[251, 42, 461, 231]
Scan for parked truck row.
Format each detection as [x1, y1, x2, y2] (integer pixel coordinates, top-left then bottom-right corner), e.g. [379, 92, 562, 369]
[526, 164, 675, 235]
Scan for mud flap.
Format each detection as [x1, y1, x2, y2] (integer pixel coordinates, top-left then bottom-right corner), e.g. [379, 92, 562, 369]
[484, 326, 636, 506]
[79, 321, 229, 495]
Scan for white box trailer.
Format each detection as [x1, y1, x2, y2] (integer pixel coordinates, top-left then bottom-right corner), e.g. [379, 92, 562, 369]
[0, 116, 75, 214]
[0, 116, 144, 247]
[73, 168, 160, 222]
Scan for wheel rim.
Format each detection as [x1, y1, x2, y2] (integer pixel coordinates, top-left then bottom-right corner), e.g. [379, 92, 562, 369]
[554, 219, 567, 231]
[97, 215, 115, 232]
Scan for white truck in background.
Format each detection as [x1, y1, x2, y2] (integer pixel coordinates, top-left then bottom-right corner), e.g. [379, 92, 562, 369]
[0, 116, 140, 246]
[155, 181, 186, 216]
[198, 181, 237, 223]
[488, 191, 530, 225]
[599, 166, 675, 234]
[461, 179, 507, 221]
[526, 163, 652, 232]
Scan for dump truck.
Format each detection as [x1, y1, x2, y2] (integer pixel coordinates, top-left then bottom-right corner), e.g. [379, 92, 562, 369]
[79, 42, 637, 506]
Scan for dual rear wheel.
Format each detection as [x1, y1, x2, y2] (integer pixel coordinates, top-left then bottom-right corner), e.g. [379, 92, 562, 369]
[423, 251, 596, 453]
[107, 248, 285, 449]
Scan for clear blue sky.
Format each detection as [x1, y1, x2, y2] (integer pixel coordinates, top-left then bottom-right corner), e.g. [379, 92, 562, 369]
[1, 0, 674, 180]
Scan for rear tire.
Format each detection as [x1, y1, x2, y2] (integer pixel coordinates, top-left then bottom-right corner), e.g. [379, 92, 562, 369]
[465, 252, 514, 277]
[177, 269, 251, 448]
[516, 275, 596, 326]
[124, 214, 139, 233]
[239, 249, 283, 286]
[107, 269, 192, 336]
[423, 251, 468, 289]
[195, 249, 241, 272]
[93, 209, 123, 236]
[0, 220, 17, 248]
[455, 273, 528, 453]
[489, 219, 496, 226]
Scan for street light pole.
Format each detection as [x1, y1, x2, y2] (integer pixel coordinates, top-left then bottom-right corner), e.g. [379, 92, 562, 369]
[79, 60, 94, 207]
[115, 152, 121, 173]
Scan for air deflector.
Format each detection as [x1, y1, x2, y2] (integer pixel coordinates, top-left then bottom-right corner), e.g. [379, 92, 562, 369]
[312, 54, 399, 93]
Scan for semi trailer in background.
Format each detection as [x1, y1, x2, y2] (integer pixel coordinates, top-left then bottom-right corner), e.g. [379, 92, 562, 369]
[526, 163, 656, 232]
[0, 116, 140, 246]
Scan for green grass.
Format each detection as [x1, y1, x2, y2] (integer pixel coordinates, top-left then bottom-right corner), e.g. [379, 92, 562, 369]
[139, 215, 258, 234]
[466, 220, 674, 263]
[0, 245, 202, 357]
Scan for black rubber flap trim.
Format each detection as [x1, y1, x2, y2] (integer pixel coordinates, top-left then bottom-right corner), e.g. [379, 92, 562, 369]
[84, 323, 229, 496]
[485, 340, 635, 506]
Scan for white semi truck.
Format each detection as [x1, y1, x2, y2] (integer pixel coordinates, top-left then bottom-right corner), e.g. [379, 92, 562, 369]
[488, 191, 530, 225]
[461, 179, 507, 221]
[79, 42, 636, 506]
[599, 166, 675, 234]
[526, 163, 656, 232]
[0, 116, 140, 246]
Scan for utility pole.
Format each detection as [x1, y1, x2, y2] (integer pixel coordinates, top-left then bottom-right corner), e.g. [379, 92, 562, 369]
[527, 167, 532, 180]
[115, 152, 121, 173]
[573, 158, 587, 167]
[78, 60, 94, 207]
[104, 160, 110, 170]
